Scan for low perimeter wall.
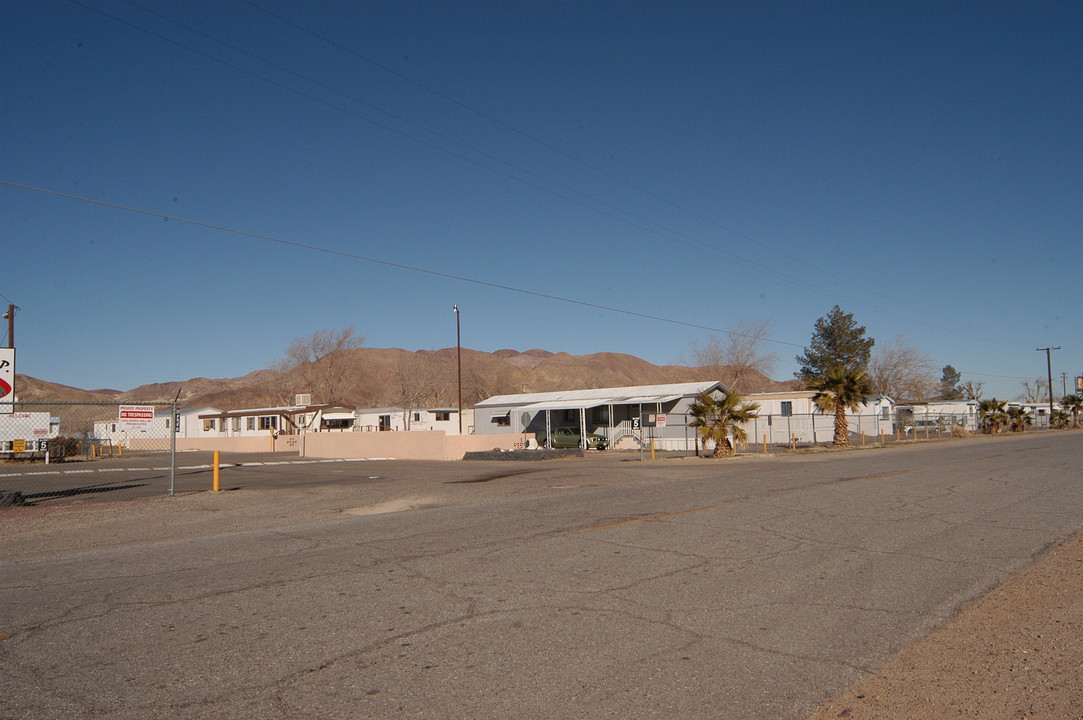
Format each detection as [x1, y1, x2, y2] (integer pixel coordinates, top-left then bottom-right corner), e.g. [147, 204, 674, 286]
[177, 432, 530, 461]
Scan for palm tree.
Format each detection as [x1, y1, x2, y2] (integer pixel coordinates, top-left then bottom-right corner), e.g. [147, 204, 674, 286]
[688, 392, 760, 457]
[1007, 406, 1032, 433]
[1061, 395, 1083, 428]
[978, 399, 1007, 434]
[1050, 409, 1071, 430]
[807, 367, 872, 447]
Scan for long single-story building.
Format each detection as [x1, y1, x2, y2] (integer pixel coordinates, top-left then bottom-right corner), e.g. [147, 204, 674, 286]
[474, 381, 730, 451]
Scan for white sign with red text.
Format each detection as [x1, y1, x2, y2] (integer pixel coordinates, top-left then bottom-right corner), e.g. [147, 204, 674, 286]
[119, 405, 155, 430]
[0, 348, 14, 413]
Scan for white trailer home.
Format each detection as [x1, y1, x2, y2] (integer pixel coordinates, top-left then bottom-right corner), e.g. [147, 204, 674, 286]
[474, 381, 731, 451]
[742, 391, 895, 445]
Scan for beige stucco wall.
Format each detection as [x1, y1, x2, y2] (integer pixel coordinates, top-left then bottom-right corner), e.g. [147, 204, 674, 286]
[176, 435, 298, 453]
[176, 431, 529, 461]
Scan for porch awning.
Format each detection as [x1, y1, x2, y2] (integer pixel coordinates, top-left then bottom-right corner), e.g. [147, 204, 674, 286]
[321, 412, 356, 421]
[521, 399, 606, 411]
[612, 394, 682, 405]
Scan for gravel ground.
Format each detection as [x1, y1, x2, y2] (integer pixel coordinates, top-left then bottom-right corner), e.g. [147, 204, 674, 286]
[810, 530, 1083, 719]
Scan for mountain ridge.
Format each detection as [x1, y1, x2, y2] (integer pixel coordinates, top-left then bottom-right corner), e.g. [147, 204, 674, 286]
[13, 347, 799, 410]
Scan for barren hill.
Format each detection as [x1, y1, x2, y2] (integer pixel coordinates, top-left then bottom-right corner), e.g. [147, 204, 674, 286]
[14, 348, 798, 410]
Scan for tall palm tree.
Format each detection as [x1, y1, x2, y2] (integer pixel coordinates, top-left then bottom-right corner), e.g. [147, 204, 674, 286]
[807, 367, 872, 447]
[978, 399, 1007, 434]
[1061, 395, 1083, 428]
[688, 392, 760, 457]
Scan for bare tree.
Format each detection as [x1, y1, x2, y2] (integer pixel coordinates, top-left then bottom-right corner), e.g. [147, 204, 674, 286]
[1021, 378, 1049, 403]
[392, 352, 452, 427]
[689, 319, 779, 391]
[961, 380, 984, 400]
[272, 326, 364, 404]
[867, 335, 935, 402]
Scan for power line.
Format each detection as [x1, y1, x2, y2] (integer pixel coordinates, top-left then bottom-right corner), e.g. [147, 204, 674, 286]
[73, 0, 998, 344]
[241, 0, 996, 339]
[0, 179, 1034, 384]
[0, 179, 803, 349]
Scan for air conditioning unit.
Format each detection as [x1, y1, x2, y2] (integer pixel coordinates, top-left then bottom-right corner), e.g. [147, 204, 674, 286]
[295, 393, 312, 406]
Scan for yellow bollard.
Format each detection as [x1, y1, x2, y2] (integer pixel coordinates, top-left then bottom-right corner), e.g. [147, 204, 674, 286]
[880, 429, 885, 445]
[118, 445, 123, 458]
[763, 434, 767, 454]
[650, 437, 655, 460]
[790, 434, 796, 450]
[213, 450, 221, 492]
[861, 430, 866, 446]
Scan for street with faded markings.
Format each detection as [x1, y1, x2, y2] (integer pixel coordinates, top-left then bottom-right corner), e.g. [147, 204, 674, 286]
[2, 432, 1081, 719]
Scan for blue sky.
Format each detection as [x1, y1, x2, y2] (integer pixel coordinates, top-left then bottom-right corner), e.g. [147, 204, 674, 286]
[3, 1, 1081, 399]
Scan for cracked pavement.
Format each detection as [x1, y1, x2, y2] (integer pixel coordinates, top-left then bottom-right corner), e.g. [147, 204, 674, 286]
[2, 432, 1081, 719]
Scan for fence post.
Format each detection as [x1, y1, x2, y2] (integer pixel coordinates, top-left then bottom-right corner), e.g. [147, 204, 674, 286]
[169, 401, 177, 496]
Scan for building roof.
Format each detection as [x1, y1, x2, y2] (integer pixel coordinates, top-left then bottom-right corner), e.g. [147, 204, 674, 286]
[197, 404, 355, 419]
[475, 381, 729, 409]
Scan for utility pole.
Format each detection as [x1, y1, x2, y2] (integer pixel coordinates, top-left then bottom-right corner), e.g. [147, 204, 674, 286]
[1036, 347, 1060, 425]
[453, 305, 462, 435]
[3, 304, 14, 348]
[1061, 372, 1069, 400]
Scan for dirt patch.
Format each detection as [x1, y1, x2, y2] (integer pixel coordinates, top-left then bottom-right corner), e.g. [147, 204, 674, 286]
[810, 530, 1083, 719]
[342, 496, 438, 516]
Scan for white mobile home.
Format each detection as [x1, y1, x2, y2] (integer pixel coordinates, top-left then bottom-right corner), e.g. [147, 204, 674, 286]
[475, 381, 730, 451]
[743, 391, 895, 445]
[354, 407, 472, 435]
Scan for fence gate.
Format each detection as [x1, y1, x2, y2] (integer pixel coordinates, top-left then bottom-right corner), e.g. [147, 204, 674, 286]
[0, 402, 179, 507]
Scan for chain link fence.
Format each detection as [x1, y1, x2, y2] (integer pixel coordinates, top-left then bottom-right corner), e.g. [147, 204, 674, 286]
[1, 402, 179, 507]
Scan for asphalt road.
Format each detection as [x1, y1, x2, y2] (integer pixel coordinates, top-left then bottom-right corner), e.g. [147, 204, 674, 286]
[2, 431, 1081, 719]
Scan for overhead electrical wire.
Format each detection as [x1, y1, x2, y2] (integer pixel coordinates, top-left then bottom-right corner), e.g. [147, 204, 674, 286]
[0, 179, 1033, 383]
[241, 0, 995, 339]
[74, 0, 997, 344]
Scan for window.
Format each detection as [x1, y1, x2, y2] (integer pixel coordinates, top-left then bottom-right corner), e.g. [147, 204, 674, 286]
[231, 417, 241, 432]
[258, 416, 277, 430]
[434, 411, 450, 422]
[378, 415, 392, 431]
[881, 406, 890, 420]
[247, 417, 256, 431]
[413, 412, 421, 422]
[203, 418, 216, 431]
[780, 401, 793, 417]
[492, 413, 511, 426]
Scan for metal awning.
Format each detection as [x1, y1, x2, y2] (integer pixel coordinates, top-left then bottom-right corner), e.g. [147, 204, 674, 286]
[612, 394, 682, 405]
[321, 412, 356, 421]
[521, 399, 606, 411]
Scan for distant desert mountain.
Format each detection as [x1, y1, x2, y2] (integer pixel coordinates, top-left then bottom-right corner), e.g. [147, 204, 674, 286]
[14, 348, 799, 410]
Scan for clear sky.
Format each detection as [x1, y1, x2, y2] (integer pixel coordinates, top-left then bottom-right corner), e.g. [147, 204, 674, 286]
[3, 1, 1081, 399]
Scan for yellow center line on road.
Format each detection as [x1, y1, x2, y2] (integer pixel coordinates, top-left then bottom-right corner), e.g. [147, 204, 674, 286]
[577, 505, 722, 533]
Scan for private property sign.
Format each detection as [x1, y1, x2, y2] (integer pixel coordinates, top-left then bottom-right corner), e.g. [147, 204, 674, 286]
[118, 405, 155, 429]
